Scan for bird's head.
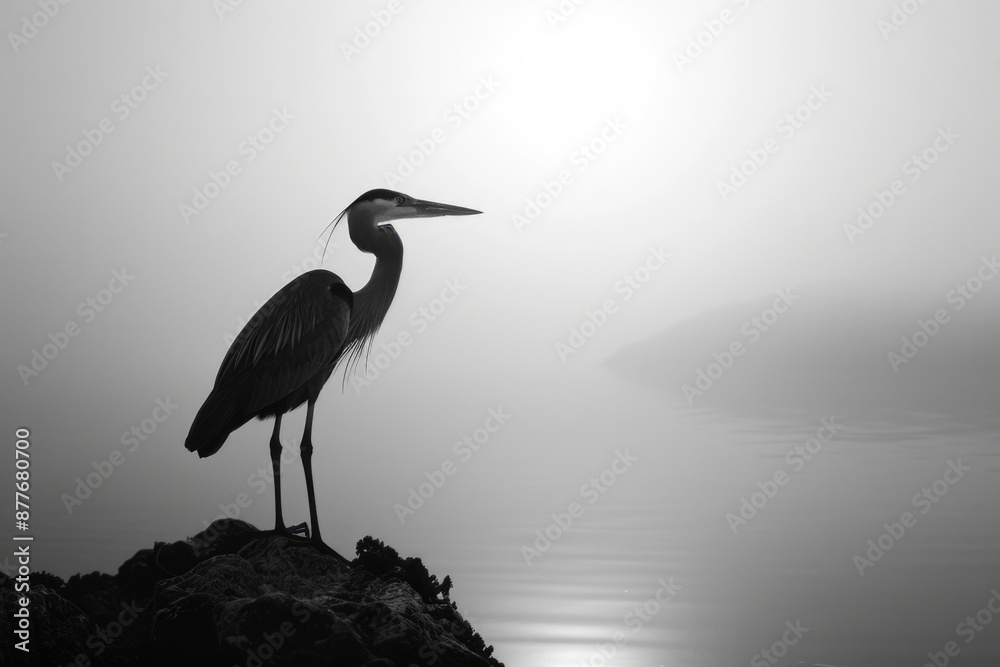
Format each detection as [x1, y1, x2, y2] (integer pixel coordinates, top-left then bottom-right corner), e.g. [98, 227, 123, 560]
[351, 189, 482, 224]
[323, 189, 481, 258]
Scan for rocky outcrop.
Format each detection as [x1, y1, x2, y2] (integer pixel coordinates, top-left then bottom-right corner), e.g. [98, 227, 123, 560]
[0, 520, 503, 667]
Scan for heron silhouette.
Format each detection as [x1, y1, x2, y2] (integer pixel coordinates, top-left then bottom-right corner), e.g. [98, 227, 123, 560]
[185, 189, 481, 557]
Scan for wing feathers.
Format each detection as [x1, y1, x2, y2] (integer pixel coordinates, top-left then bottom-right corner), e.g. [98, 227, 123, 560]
[185, 270, 352, 457]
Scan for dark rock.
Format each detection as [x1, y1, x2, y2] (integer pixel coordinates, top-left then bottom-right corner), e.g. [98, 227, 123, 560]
[0, 585, 93, 667]
[0, 520, 503, 667]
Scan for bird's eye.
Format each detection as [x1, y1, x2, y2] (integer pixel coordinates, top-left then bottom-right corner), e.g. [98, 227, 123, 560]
[394, 196, 404, 205]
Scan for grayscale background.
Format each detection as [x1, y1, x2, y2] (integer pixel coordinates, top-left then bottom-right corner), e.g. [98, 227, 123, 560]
[2, 1, 998, 665]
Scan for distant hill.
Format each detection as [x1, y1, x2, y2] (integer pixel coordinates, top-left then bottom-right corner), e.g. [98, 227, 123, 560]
[606, 284, 1000, 425]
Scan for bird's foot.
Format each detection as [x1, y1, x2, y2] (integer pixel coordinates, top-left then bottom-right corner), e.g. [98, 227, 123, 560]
[253, 522, 310, 540]
[249, 525, 351, 566]
[283, 522, 310, 538]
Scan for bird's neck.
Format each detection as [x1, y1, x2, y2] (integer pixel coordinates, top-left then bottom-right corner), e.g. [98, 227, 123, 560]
[346, 222, 403, 357]
[346, 207, 402, 298]
[358, 225, 402, 304]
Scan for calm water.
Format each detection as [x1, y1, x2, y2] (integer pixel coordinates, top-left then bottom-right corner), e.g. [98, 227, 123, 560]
[38, 375, 1000, 666]
[401, 394, 1000, 666]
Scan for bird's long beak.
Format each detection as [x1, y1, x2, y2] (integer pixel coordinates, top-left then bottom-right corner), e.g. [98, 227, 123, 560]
[405, 198, 482, 218]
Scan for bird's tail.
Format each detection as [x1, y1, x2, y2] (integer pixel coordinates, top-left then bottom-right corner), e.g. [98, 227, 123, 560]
[184, 385, 249, 458]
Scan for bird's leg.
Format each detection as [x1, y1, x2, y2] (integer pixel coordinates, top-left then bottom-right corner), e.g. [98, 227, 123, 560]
[248, 416, 308, 543]
[293, 401, 349, 565]
[301, 399, 323, 545]
[270, 414, 287, 534]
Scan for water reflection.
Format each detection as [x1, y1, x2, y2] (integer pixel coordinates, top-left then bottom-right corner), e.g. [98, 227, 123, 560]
[426, 403, 1000, 666]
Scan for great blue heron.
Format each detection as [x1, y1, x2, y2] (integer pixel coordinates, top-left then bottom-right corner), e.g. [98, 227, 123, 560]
[185, 189, 481, 557]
